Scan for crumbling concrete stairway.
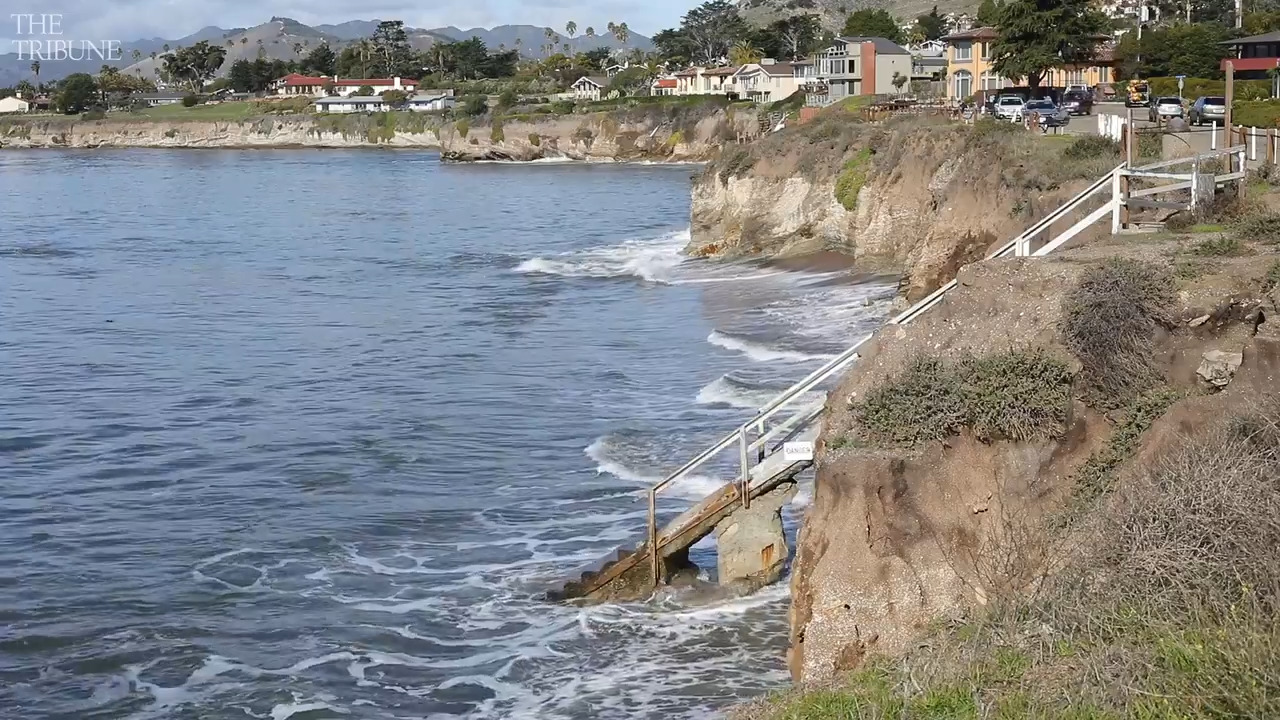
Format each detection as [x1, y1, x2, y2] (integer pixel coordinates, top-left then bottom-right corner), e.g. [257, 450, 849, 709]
[550, 425, 818, 603]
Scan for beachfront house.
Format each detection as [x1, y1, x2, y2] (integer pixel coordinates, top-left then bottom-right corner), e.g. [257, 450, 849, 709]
[806, 37, 912, 106]
[729, 60, 813, 103]
[405, 93, 457, 112]
[571, 76, 608, 101]
[0, 96, 31, 113]
[274, 74, 419, 98]
[942, 27, 1115, 98]
[672, 67, 740, 96]
[314, 96, 386, 114]
[652, 77, 678, 96]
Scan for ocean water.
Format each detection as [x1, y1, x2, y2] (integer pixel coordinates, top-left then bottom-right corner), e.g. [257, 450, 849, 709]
[0, 150, 895, 720]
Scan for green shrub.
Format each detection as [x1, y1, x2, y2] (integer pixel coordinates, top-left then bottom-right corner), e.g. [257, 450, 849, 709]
[181, 94, 198, 107]
[1060, 258, 1174, 409]
[1233, 99, 1280, 129]
[1061, 135, 1120, 161]
[1190, 234, 1246, 256]
[1070, 386, 1182, 507]
[1174, 257, 1220, 281]
[528, 133, 540, 146]
[80, 109, 105, 120]
[458, 94, 487, 117]
[490, 118, 504, 143]
[1231, 211, 1280, 244]
[834, 147, 873, 212]
[853, 350, 1072, 446]
[550, 99, 575, 115]
[455, 119, 470, 137]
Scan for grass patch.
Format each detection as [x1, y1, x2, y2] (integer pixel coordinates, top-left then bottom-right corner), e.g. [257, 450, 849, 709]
[717, 146, 756, 185]
[1060, 258, 1174, 409]
[853, 350, 1073, 447]
[1173, 257, 1220, 281]
[1187, 223, 1225, 233]
[834, 147, 873, 212]
[489, 118, 504, 143]
[1190, 234, 1246, 256]
[132, 101, 260, 121]
[454, 119, 470, 138]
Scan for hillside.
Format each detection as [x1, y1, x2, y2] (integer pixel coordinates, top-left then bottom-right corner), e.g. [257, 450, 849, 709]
[737, 0, 979, 30]
[0, 18, 653, 87]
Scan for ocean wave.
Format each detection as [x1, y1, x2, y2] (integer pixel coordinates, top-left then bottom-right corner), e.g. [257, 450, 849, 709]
[584, 436, 724, 500]
[706, 330, 834, 363]
[514, 230, 690, 284]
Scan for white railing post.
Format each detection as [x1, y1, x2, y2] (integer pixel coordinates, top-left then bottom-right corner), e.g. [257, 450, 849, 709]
[738, 428, 750, 510]
[1111, 169, 1123, 234]
[1211, 121, 1218, 151]
[1251, 127, 1259, 161]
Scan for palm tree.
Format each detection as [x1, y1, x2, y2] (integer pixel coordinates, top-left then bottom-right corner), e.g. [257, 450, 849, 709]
[150, 51, 157, 61]
[585, 27, 595, 39]
[30, 61, 40, 88]
[240, 37, 248, 45]
[132, 49, 142, 62]
[729, 40, 762, 66]
[162, 43, 169, 53]
[566, 21, 577, 37]
[616, 23, 630, 48]
[563, 43, 571, 54]
[293, 42, 304, 56]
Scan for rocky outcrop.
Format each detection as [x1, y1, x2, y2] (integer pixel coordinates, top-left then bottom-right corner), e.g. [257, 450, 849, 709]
[0, 116, 446, 148]
[437, 103, 754, 162]
[688, 116, 1106, 300]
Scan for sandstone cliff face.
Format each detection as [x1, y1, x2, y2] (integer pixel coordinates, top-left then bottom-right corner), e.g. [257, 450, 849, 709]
[436, 105, 753, 162]
[0, 117, 445, 149]
[688, 119, 1101, 300]
[787, 238, 1278, 684]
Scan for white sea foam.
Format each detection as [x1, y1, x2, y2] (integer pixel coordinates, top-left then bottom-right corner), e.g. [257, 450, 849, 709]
[706, 330, 834, 363]
[584, 436, 725, 500]
[514, 230, 690, 284]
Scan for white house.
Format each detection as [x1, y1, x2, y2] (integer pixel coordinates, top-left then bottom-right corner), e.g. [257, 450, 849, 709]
[672, 66, 739, 96]
[651, 77, 677, 96]
[275, 74, 419, 98]
[405, 93, 456, 112]
[0, 96, 31, 113]
[571, 76, 608, 102]
[729, 60, 813, 103]
[314, 96, 387, 113]
[136, 92, 186, 106]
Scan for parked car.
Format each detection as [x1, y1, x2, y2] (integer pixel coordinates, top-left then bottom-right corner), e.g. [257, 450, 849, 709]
[1148, 96, 1185, 122]
[1189, 96, 1227, 126]
[1061, 91, 1093, 115]
[1019, 99, 1070, 128]
[994, 95, 1025, 121]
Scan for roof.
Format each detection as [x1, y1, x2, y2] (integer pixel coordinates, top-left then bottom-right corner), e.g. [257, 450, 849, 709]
[941, 26, 999, 41]
[1221, 30, 1280, 44]
[406, 93, 454, 102]
[837, 37, 911, 55]
[654, 78, 677, 88]
[138, 92, 187, 99]
[281, 73, 417, 87]
[573, 76, 607, 88]
[703, 66, 739, 76]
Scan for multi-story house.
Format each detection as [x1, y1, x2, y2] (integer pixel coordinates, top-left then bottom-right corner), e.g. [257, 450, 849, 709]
[941, 27, 1115, 99]
[729, 60, 814, 103]
[805, 37, 913, 106]
[1221, 30, 1280, 79]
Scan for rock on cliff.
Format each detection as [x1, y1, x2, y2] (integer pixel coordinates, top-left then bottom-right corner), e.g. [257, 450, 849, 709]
[436, 102, 756, 162]
[688, 113, 1120, 301]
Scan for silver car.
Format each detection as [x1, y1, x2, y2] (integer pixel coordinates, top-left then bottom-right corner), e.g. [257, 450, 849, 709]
[1189, 96, 1226, 126]
[1019, 99, 1070, 128]
[1148, 96, 1185, 122]
[994, 95, 1025, 121]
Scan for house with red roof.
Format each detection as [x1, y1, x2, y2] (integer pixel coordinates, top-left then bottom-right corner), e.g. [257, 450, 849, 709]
[271, 73, 419, 98]
[651, 77, 678, 96]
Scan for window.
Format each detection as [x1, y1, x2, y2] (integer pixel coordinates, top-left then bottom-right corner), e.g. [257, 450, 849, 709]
[954, 42, 972, 61]
[953, 70, 973, 98]
[980, 72, 1002, 91]
[980, 42, 990, 60]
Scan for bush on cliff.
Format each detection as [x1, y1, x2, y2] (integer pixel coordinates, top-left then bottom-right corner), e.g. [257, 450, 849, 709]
[1060, 258, 1174, 410]
[833, 148, 873, 212]
[853, 349, 1073, 446]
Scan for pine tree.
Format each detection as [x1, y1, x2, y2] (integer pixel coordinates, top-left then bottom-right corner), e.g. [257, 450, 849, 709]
[990, 0, 1106, 94]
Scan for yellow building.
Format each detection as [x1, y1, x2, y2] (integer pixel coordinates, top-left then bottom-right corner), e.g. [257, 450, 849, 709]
[941, 26, 1115, 99]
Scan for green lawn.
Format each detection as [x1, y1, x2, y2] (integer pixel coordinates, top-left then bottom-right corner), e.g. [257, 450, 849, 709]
[129, 102, 276, 121]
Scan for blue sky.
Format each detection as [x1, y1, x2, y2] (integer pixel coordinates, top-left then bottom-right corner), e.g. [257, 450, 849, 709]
[3, 0, 680, 46]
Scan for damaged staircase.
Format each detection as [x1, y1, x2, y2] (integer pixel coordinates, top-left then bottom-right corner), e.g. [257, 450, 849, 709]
[551, 147, 1251, 605]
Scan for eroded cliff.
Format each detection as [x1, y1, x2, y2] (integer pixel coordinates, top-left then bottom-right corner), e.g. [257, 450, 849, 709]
[435, 102, 754, 162]
[688, 113, 1124, 301]
[784, 209, 1280, 691]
